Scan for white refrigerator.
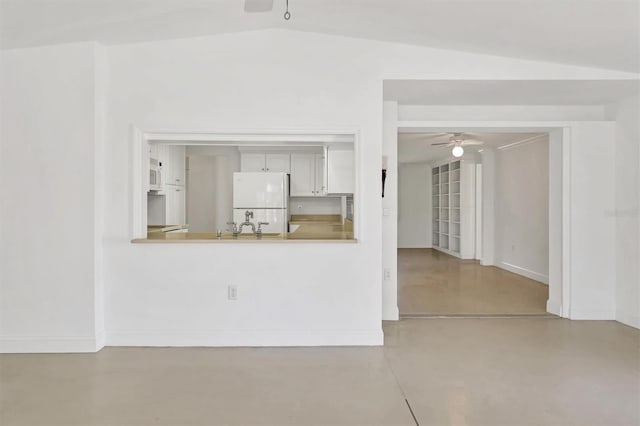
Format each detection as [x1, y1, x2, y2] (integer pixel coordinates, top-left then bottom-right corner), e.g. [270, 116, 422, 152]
[232, 172, 289, 234]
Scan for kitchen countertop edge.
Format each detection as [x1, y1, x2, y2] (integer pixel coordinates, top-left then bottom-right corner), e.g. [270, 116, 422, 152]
[131, 238, 358, 244]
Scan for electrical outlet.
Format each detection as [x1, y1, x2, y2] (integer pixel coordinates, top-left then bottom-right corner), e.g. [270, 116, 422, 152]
[384, 268, 391, 280]
[228, 285, 238, 300]
[297, 204, 303, 210]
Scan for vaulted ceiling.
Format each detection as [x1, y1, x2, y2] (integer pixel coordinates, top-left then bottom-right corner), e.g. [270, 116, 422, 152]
[1, 0, 639, 72]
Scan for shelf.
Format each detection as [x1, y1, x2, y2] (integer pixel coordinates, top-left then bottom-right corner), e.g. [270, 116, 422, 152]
[452, 235, 460, 238]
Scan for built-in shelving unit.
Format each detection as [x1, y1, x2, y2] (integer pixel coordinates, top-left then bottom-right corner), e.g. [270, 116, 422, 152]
[432, 159, 475, 259]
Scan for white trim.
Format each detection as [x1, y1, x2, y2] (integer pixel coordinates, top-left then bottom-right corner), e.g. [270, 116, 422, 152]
[145, 131, 354, 144]
[397, 120, 614, 132]
[398, 244, 433, 249]
[570, 308, 616, 321]
[106, 329, 383, 347]
[616, 312, 640, 329]
[0, 335, 102, 353]
[95, 330, 106, 351]
[498, 261, 549, 284]
[561, 127, 572, 318]
[496, 133, 547, 151]
[546, 299, 562, 316]
[393, 120, 572, 320]
[131, 126, 361, 241]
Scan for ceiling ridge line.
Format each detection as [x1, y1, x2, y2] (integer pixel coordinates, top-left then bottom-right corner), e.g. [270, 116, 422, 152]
[497, 133, 547, 151]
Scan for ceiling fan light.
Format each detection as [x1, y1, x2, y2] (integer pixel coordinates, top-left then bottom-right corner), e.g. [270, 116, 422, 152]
[452, 145, 464, 157]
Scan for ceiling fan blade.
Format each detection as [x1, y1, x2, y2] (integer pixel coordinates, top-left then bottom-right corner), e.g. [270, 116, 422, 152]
[431, 142, 451, 146]
[421, 133, 450, 140]
[462, 140, 484, 146]
[244, 0, 273, 12]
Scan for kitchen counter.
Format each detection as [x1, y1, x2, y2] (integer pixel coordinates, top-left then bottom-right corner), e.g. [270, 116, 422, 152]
[147, 224, 189, 233]
[133, 216, 354, 243]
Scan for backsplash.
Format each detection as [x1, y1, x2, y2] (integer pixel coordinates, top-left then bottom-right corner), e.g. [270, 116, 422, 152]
[290, 197, 341, 215]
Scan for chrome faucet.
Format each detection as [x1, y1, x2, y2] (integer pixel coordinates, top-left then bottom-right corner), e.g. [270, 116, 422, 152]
[238, 210, 256, 234]
[227, 211, 269, 239]
[256, 221, 269, 239]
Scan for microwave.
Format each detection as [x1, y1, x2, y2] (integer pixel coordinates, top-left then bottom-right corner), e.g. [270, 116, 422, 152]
[149, 158, 162, 190]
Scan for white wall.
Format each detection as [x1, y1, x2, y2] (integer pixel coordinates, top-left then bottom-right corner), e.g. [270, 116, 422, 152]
[494, 137, 549, 284]
[2, 29, 636, 351]
[612, 95, 640, 328]
[185, 146, 239, 231]
[187, 156, 218, 232]
[382, 101, 399, 320]
[290, 197, 342, 215]
[0, 43, 105, 352]
[86, 31, 640, 345]
[547, 128, 565, 316]
[105, 31, 389, 346]
[398, 163, 431, 248]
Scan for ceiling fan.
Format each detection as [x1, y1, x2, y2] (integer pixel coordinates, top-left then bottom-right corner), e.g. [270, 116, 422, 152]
[430, 133, 484, 157]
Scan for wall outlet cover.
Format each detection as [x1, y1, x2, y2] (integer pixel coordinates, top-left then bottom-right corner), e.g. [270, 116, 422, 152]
[228, 285, 238, 300]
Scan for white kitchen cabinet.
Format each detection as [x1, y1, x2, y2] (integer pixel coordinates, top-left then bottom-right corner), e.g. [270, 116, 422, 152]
[266, 154, 291, 173]
[240, 153, 266, 172]
[165, 185, 186, 225]
[290, 153, 325, 196]
[326, 146, 354, 194]
[240, 153, 290, 173]
[160, 145, 186, 186]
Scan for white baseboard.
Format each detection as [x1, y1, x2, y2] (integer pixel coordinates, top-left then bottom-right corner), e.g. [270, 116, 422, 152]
[106, 329, 384, 347]
[383, 305, 399, 321]
[498, 261, 549, 284]
[0, 335, 102, 353]
[546, 299, 563, 317]
[570, 307, 616, 321]
[616, 311, 640, 329]
[398, 244, 432, 249]
[95, 330, 106, 351]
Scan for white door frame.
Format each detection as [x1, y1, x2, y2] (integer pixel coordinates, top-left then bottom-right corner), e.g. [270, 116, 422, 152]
[130, 126, 361, 240]
[394, 120, 571, 318]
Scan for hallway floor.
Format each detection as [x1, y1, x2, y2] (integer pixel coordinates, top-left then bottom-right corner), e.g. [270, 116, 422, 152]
[398, 248, 549, 315]
[1, 319, 638, 425]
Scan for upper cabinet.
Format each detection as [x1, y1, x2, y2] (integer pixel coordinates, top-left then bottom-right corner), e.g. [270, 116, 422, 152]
[240, 147, 353, 196]
[290, 153, 326, 197]
[160, 145, 186, 186]
[241, 153, 290, 173]
[326, 146, 354, 194]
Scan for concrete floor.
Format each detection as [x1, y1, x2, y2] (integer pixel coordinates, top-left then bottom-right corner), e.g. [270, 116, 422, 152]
[398, 249, 549, 315]
[1, 319, 638, 426]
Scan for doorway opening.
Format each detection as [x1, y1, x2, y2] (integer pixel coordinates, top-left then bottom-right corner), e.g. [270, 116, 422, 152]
[397, 130, 553, 316]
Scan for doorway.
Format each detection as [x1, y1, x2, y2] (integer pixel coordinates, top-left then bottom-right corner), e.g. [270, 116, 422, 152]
[397, 131, 552, 316]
